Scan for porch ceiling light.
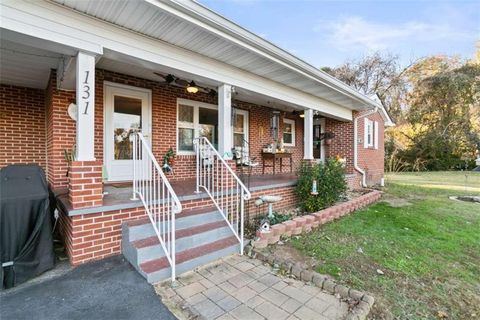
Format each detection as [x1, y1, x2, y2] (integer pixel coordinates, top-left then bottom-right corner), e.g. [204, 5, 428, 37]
[299, 112, 305, 118]
[186, 81, 199, 94]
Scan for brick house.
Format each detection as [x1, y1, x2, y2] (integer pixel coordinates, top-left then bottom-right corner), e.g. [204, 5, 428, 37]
[0, 0, 393, 282]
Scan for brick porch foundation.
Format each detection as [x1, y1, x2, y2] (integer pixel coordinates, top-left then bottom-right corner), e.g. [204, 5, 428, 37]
[59, 207, 146, 265]
[68, 161, 103, 209]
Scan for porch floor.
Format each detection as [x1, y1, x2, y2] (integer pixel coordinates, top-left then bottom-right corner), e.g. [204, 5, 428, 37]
[57, 173, 297, 216]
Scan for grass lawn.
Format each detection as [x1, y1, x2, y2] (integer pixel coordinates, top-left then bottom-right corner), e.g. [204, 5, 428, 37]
[291, 171, 480, 319]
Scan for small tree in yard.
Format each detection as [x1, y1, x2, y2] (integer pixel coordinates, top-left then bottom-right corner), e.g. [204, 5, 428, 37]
[296, 160, 347, 213]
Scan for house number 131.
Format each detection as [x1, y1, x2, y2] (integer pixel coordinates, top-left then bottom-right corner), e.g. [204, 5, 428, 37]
[82, 70, 90, 115]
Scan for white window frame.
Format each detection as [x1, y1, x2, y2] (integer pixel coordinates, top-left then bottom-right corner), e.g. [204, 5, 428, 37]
[364, 118, 374, 148]
[232, 109, 249, 148]
[283, 118, 296, 147]
[176, 98, 218, 155]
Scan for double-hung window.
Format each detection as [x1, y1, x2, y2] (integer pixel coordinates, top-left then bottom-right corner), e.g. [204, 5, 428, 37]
[233, 109, 249, 148]
[283, 118, 295, 147]
[364, 118, 378, 149]
[177, 99, 218, 154]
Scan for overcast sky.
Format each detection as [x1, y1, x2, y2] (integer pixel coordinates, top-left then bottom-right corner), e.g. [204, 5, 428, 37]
[199, 0, 480, 68]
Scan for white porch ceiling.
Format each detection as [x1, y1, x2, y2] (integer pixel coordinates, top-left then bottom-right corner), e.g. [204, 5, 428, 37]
[0, 39, 63, 89]
[97, 56, 314, 114]
[50, 0, 371, 111]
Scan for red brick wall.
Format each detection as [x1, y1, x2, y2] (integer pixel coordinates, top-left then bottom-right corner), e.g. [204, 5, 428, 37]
[59, 207, 146, 265]
[60, 184, 298, 266]
[247, 185, 298, 219]
[46, 71, 76, 189]
[235, 101, 304, 175]
[325, 116, 355, 174]
[325, 110, 385, 188]
[68, 161, 103, 209]
[356, 111, 385, 186]
[0, 84, 46, 170]
[94, 69, 305, 180]
[96, 69, 218, 181]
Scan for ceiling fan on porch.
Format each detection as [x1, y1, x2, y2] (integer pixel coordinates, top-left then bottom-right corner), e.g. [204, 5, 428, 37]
[153, 72, 216, 97]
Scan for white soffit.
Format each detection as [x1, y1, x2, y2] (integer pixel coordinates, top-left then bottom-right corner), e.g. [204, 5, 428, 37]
[51, 0, 374, 111]
[0, 38, 62, 89]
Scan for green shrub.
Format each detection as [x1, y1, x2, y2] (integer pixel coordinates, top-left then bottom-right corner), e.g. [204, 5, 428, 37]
[252, 211, 291, 226]
[296, 159, 347, 213]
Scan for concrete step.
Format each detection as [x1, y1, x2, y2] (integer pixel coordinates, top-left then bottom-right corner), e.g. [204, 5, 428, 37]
[122, 207, 241, 283]
[139, 236, 240, 284]
[123, 220, 233, 265]
[123, 206, 221, 242]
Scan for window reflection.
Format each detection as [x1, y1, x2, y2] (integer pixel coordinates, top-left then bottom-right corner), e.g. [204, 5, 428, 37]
[113, 96, 142, 160]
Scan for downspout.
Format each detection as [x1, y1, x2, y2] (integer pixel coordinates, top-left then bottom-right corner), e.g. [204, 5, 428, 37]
[353, 106, 378, 188]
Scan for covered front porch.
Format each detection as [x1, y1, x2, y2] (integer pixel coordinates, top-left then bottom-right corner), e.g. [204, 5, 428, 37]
[56, 173, 298, 217]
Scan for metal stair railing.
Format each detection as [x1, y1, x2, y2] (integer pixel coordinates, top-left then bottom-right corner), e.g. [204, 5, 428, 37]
[194, 137, 251, 254]
[131, 132, 182, 282]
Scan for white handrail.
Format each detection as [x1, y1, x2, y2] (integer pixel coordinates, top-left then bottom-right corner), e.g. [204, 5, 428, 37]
[194, 137, 251, 254]
[131, 132, 181, 282]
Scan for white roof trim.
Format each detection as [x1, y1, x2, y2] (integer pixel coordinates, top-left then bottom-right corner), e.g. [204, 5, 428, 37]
[146, 0, 379, 110]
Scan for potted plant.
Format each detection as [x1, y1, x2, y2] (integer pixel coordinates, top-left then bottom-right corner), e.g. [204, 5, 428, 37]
[63, 144, 76, 178]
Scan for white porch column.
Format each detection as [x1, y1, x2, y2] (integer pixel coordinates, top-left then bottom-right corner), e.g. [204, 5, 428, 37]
[218, 84, 232, 159]
[304, 109, 314, 160]
[75, 51, 96, 161]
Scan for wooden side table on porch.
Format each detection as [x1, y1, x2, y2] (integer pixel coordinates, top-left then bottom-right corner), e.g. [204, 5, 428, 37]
[261, 152, 293, 175]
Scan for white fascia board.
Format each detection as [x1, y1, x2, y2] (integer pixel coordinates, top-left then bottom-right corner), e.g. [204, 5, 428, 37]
[372, 102, 395, 127]
[0, 3, 103, 55]
[149, 0, 377, 110]
[2, 0, 352, 121]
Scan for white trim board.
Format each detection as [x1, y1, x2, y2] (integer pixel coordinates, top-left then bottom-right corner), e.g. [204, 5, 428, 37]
[1, 0, 353, 121]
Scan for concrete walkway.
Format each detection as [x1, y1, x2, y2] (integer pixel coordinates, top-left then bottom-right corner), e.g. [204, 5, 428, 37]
[156, 255, 349, 320]
[1, 256, 176, 320]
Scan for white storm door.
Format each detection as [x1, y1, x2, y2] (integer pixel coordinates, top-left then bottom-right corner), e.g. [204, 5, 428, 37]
[104, 83, 152, 182]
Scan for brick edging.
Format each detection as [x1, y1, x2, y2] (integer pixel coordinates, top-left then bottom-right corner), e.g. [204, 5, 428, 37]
[246, 246, 375, 320]
[254, 190, 382, 248]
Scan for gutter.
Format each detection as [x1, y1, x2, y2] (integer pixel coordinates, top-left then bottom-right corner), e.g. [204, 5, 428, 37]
[151, 0, 380, 110]
[354, 106, 378, 188]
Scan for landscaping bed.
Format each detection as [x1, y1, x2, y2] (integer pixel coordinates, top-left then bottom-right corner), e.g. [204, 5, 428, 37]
[251, 190, 382, 248]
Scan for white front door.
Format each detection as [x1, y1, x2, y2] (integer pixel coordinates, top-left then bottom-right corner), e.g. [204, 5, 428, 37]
[104, 83, 152, 182]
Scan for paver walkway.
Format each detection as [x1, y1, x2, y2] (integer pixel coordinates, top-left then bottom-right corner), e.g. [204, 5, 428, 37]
[156, 255, 349, 320]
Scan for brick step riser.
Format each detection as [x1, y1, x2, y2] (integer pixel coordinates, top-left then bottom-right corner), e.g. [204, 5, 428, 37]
[124, 211, 222, 242]
[123, 225, 234, 265]
[142, 243, 240, 284]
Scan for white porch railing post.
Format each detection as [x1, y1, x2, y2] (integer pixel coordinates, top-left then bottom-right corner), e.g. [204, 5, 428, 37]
[240, 189, 244, 255]
[304, 109, 314, 160]
[131, 134, 138, 200]
[75, 51, 96, 161]
[195, 139, 201, 193]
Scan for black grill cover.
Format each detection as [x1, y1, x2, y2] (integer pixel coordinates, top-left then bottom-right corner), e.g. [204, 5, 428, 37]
[0, 164, 55, 289]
